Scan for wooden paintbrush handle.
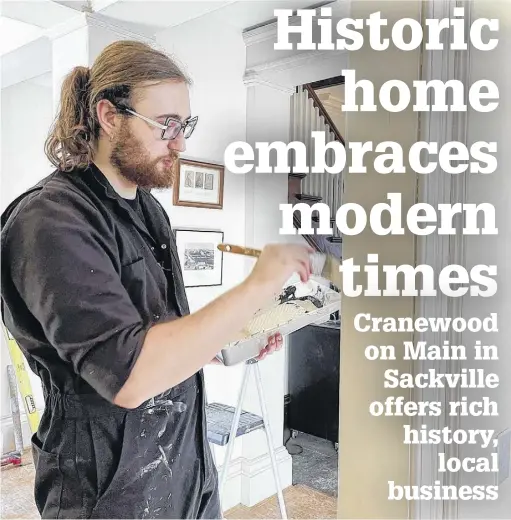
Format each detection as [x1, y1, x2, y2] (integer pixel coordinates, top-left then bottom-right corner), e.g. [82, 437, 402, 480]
[217, 244, 262, 258]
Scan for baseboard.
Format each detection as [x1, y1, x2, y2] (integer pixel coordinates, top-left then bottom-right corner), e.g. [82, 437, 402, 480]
[241, 446, 293, 507]
[1, 413, 35, 453]
[240, 445, 291, 478]
[217, 446, 292, 510]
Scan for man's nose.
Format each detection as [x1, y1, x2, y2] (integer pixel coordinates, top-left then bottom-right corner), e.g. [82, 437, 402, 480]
[168, 132, 186, 153]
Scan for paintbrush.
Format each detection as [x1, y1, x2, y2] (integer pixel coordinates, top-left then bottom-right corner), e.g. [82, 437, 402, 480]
[217, 243, 342, 289]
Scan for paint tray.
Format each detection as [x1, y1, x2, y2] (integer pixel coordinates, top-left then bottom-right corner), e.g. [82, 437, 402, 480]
[216, 278, 340, 366]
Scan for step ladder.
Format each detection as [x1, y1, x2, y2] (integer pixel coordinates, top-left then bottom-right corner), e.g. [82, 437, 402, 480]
[206, 359, 288, 519]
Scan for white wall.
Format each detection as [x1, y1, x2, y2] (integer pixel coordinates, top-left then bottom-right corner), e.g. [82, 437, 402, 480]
[1, 75, 53, 452]
[1, 76, 54, 211]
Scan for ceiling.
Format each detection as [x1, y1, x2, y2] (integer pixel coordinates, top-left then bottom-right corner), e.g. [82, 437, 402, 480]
[98, 0, 329, 31]
[0, 0, 84, 54]
[1, 0, 82, 29]
[1, 0, 336, 56]
[96, 1, 235, 32]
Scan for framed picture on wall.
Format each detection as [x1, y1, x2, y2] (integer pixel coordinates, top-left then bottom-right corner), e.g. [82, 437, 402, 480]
[174, 229, 224, 288]
[173, 158, 224, 209]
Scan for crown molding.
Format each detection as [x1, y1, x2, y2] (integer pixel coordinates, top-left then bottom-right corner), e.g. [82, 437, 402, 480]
[45, 12, 155, 45]
[243, 72, 295, 95]
[242, 17, 299, 47]
[242, 1, 338, 46]
[86, 13, 156, 44]
[243, 22, 277, 46]
[246, 49, 339, 76]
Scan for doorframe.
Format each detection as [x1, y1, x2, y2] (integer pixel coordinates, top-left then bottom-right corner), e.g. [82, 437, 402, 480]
[413, 1, 472, 519]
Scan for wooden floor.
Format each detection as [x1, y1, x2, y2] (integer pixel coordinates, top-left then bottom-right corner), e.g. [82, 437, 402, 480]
[225, 485, 337, 519]
[1, 450, 337, 519]
[1, 451, 38, 520]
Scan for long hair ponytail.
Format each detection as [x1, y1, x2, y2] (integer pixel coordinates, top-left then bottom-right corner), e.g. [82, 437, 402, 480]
[45, 41, 191, 172]
[45, 66, 94, 171]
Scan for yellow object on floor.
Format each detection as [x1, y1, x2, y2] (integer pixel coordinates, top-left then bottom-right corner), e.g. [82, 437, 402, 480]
[3, 326, 40, 434]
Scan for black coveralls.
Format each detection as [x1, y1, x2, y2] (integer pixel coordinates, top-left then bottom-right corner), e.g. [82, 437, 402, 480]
[0, 164, 221, 519]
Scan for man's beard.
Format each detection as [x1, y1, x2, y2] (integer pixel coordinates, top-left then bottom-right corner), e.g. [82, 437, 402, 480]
[110, 120, 179, 189]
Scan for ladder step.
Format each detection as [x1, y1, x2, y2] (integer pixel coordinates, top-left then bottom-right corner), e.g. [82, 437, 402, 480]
[206, 403, 263, 446]
[326, 236, 343, 243]
[295, 193, 322, 203]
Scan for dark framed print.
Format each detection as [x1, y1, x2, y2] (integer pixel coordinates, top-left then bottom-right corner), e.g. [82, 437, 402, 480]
[174, 229, 224, 288]
[173, 158, 224, 209]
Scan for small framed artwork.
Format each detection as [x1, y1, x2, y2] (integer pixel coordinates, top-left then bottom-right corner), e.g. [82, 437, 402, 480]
[174, 158, 224, 209]
[174, 229, 224, 288]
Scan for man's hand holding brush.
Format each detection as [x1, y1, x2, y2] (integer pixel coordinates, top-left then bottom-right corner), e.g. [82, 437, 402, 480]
[249, 243, 316, 288]
[114, 243, 314, 408]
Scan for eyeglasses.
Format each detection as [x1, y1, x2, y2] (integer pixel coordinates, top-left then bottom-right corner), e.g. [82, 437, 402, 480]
[115, 104, 198, 140]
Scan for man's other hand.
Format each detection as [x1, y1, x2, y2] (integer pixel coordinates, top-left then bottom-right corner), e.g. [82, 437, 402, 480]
[209, 332, 283, 365]
[254, 332, 283, 361]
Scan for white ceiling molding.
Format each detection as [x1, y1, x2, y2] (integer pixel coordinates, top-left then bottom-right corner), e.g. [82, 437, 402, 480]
[52, 0, 92, 12]
[242, 0, 341, 47]
[242, 23, 276, 46]
[86, 12, 156, 44]
[246, 49, 339, 75]
[243, 71, 295, 95]
[94, 0, 235, 33]
[44, 11, 155, 44]
[242, 16, 299, 47]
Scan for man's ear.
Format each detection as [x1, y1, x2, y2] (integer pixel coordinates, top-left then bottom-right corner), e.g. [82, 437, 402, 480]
[96, 99, 120, 139]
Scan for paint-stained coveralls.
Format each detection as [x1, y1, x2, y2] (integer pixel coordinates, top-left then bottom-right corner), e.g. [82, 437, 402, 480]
[0, 165, 221, 519]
